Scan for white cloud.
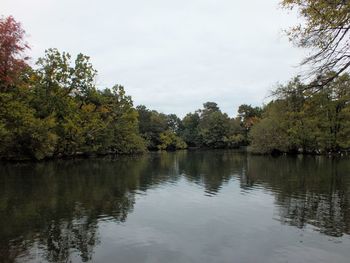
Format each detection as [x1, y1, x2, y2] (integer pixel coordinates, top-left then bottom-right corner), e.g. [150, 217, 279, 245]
[3, 0, 306, 117]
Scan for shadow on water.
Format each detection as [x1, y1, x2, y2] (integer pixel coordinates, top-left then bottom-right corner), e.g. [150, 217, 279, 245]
[0, 151, 349, 262]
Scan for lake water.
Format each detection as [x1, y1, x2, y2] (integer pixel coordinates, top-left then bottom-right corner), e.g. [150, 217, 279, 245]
[1, 151, 350, 263]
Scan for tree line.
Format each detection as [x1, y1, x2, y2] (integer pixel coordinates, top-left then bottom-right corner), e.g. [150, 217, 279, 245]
[250, 75, 350, 154]
[0, 15, 349, 160]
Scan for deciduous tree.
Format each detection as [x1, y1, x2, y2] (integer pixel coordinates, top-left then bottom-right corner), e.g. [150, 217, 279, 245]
[0, 16, 29, 90]
[281, 0, 350, 88]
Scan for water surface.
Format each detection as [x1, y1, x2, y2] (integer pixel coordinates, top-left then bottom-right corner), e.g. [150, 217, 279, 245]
[1, 151, 350, 263]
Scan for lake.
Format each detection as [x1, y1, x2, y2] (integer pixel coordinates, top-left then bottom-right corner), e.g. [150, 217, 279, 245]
[1, 150, 350, 263]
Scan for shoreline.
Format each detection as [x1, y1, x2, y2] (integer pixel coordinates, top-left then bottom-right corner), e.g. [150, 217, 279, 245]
[1, 147, 349, 163]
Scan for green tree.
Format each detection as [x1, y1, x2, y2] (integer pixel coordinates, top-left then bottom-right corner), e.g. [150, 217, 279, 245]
[0, 89, 57, 160]
[136, 105, 168, 149]
[237, 104, 263, 141]
[158, 130, 187, 151]
[181, 112, 201, 147]
[167, 114, 183, 134]
[32, 49, 100, 155]
[249, 101, 292, 154]
[249, 74, 350, 154]
[182, 102, 245, 149]
[199, 111, 232, 148]
[98, 86, 146, 154]
[0, 17, 58, 160]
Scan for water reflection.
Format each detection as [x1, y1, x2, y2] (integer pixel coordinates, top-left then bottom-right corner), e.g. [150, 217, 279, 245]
[0, 151, 349, 262]
[243, 155, 350, 237]
[179, 151, 245, 195]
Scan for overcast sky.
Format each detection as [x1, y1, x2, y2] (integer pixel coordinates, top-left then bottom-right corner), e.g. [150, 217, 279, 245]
[3, 0, 306, 117]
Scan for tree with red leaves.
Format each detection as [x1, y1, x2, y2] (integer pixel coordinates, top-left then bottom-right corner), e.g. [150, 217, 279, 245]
[0, 16, 30, 90]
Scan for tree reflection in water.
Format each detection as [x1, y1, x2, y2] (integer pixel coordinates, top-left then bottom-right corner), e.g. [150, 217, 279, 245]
[244, 155, 350, 237]
[0, 151, 349, 262]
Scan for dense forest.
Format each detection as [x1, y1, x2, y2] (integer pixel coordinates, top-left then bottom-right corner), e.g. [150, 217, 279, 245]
[0, 15, 349, 160]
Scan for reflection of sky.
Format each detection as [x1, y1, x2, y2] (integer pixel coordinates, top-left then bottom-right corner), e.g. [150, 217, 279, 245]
[95, 178, 350, 263]
[2, 0, 308, 117]
[4, 153, 350, 263]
